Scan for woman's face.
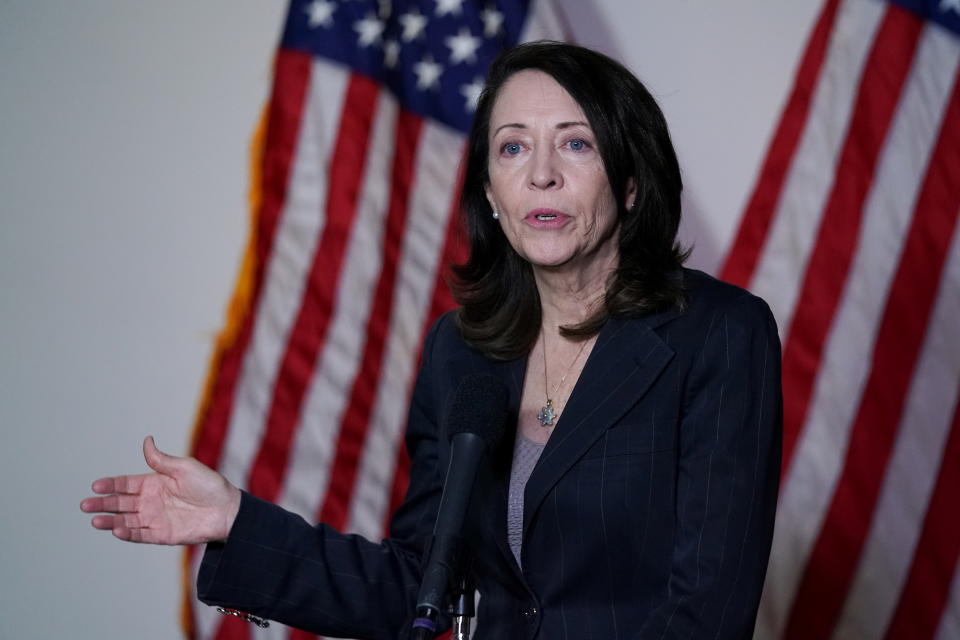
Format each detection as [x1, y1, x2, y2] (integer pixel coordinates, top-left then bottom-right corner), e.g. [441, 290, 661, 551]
[485, 70, 633, 274]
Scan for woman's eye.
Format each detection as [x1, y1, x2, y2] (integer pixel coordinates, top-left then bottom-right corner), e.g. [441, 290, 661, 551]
[568, 138, 588, 151]
[502, 142, 522, 156]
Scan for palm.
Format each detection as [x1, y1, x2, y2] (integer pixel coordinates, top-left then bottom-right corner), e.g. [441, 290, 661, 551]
[81, 437, 240, 545]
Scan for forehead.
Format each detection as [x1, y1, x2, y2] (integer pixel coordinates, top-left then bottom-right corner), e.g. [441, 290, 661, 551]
[489, 69, 588, 128]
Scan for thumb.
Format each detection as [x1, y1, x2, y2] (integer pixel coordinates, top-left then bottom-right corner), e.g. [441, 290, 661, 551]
[143, 435, 178, 475]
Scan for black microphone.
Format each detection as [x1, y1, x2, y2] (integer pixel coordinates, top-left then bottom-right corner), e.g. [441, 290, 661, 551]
[411, 374, 508, 639]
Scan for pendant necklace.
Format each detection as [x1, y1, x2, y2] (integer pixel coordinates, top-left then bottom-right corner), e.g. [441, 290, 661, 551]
[537, 334, 590, 428]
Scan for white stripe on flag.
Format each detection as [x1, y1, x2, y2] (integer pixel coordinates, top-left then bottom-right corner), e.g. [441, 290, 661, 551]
[756, 8, 951, 637]
[220, 59, 346, 493]
[345, 123, 465, 537]
[840, 215, 960, 640]
[937, 558, 960, 640]
[280, 85, 399, 519]
[190, 58, 349, 640]
[832, 33, 960, 640]
[749, 0, 884, 333]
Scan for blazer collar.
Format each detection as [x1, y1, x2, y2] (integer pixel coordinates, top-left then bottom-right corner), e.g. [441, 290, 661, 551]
[449, 307, 681, 578]
[521, 312, 677, 539]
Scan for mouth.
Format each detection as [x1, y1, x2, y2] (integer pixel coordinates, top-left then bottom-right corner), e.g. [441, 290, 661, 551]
[526, 208, 566, 220]
[524, 208, 570, 229]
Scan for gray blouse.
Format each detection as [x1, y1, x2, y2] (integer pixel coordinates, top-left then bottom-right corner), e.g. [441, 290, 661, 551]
[506, 431, 546, 568]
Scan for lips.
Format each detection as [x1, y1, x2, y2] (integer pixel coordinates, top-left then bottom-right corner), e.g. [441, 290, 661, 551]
[524, 208, 570, 229]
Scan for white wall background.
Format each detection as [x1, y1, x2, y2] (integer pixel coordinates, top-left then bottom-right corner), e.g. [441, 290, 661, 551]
[0, 2, 820, 638]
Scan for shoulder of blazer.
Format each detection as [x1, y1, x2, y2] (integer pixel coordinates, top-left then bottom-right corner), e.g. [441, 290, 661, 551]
[664, 268, 778, 336]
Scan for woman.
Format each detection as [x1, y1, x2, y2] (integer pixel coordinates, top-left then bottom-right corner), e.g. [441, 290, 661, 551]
[82, 41, 781, 639]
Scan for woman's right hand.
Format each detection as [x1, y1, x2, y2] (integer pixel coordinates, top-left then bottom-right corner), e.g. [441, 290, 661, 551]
[80, 436, 241, 545]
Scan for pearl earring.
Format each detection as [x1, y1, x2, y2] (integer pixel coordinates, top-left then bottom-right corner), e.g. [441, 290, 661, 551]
[492, 210, 499, 220]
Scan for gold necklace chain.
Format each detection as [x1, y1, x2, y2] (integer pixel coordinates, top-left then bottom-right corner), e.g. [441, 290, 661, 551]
[537, 334, 589, 428]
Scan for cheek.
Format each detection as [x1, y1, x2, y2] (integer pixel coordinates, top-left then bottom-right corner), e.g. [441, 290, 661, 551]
[485, 174, 514, 211]
[587, 190, 618, 233]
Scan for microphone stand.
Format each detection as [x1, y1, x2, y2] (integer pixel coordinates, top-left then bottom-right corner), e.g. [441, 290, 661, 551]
[411, 543, 472, 640]
[451, 573, 475, 640]
[411, 550, 474, 640]
[410, 374, 507, 639]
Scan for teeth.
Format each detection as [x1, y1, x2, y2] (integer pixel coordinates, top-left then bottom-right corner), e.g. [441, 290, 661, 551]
[536, 214, 556, 220]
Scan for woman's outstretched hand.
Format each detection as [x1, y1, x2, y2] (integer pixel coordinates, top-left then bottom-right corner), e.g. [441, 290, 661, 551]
[80, 436, 241, 545]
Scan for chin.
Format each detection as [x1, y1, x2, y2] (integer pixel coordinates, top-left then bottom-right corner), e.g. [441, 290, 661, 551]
[515, 240, 577, 267]
[524, 252, 577, 270]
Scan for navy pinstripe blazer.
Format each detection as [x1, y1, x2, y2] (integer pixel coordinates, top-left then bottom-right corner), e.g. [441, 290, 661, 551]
[198, 268, 782, 639]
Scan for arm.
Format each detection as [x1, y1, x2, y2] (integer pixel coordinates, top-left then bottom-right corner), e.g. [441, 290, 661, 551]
[80, 314, 450, 638]
[195, 491, 427, 638]
[195, 315, 449, 638]
[638, 293, 782, 639]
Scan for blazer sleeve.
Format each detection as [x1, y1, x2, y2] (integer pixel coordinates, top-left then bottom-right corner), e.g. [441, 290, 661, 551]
[637, 293, 783, 639]
[195, 315, 449, 639]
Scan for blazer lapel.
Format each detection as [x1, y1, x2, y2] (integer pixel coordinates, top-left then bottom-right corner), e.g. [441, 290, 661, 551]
[521, 313, 677, 539]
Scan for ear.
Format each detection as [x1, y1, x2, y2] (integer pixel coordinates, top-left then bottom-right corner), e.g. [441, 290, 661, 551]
[624, 178, 638, 211]
[484, 184, 498, 214]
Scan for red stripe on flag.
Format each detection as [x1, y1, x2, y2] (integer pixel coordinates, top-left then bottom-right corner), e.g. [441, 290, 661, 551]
[783, 63, 960, 640]
[188, 49, 311, 640]
[719, 0, 842, 287]
[384, 165, 469, 640]
[384, 154, 466, 534]
[884, 389, 960, 640]
[778, 6, 923, 474]
[192, 49, 312, 470]
[247, 74, 381, 502]
[316, 110, 424, 532]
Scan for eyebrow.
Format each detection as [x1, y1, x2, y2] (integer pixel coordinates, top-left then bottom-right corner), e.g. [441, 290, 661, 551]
[492, 120, 590, 136]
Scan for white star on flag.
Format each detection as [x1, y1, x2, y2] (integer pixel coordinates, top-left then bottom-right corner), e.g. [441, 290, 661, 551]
[354, 13, 385, 47]
[480, 7, 504, 37]
[460, 77, 484, 112]
[445, 27, 481, 65]
[305, 0, 336, 28]
[383, 39, 401, 69]
[414, 55, 443, 90]
[399, 9, 428, 42]
[941, 0, 960, 13]
[435, 0, 464, 18]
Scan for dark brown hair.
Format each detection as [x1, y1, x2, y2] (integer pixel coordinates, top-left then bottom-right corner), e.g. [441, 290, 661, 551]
[452, 41, 686, 360]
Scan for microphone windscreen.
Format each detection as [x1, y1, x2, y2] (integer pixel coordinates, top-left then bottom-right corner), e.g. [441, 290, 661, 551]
[444, 373, 509, 449]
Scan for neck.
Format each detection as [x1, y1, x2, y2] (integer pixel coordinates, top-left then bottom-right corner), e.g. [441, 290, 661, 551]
[534, 253, 617, 333]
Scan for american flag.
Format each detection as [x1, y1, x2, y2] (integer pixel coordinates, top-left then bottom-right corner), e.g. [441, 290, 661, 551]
[181, 0, 960, 639]
[182, 1, 565, 639]
[723, 0, 960, 638]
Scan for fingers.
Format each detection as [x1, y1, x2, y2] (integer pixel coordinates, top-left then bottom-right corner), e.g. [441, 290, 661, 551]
[143, 436, 179, 475]
[85, 503, 154, 541]
[90, 514, 157, 544]
[90, 513, 136, 529]
[101, 494, 140, 513]
[114, 526, 149, 544]
[81, 496, 106, 513]
[90, 514, 116, 530]
[90, 512, 140, 531]
[89, 474, 144, 496]
[81, 491, 140, 514]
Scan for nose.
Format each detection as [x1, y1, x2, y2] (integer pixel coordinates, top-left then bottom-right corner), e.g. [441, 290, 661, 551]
[528, 147, 562, 190]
